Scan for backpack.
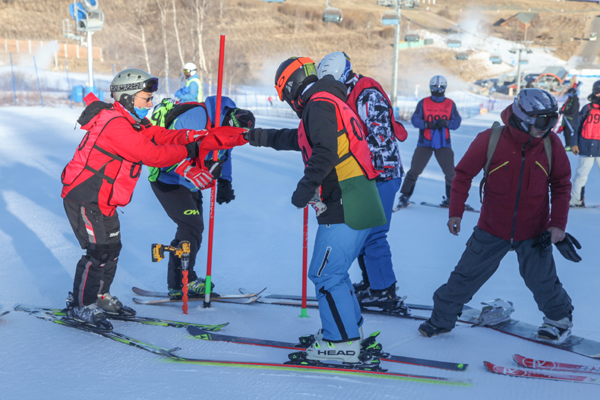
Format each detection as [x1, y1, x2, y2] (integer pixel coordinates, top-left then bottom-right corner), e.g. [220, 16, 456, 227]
[479, 121, 552, 203]
[147, 100, 206, 182]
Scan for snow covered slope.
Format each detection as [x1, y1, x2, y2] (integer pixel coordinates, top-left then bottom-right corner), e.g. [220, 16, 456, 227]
[0, 106, 598, 399]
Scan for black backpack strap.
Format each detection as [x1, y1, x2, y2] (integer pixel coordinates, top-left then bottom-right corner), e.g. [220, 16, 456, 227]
[479, 122, 504, 203]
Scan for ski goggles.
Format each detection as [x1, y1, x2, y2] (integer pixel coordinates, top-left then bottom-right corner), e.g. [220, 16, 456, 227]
[110, 77, 159, 94]
[275, 57, 315, 101]
[531, 112, 558, 131]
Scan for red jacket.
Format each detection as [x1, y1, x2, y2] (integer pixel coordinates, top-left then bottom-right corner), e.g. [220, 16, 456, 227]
[450, 106, 571, 242]
[62, 94, 191, 216]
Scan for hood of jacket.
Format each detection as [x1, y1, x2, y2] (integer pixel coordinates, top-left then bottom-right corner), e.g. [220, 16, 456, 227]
[204, 95, 237, 127]
[78, 93, 135, 130]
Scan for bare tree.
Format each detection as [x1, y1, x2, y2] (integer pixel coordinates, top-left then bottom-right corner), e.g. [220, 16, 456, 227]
[189, 0, 210, 100]
[156, 0, 170, 95]
[172, 0, 185, 68]
[120, 0, 152, 73]
[219, 0, 224, 20]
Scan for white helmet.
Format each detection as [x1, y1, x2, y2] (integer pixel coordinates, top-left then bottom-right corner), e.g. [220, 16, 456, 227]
[429, 75, 447, 95]
[317, 51, 352, 82]
[183, 62, 197, 72]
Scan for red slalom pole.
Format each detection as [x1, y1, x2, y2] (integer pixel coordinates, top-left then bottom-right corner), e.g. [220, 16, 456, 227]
[300, 206, 309, 318]
[204, 35, 226, 308]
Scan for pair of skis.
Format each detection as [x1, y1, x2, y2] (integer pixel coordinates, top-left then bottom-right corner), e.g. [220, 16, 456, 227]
[131, 287, 265, 305]
[15, 305, 470, 386]
[392, 201, 480, 213]
[484, 354, 600, 385]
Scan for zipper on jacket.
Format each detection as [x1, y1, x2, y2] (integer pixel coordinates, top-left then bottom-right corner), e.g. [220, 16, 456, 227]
[510, 139, 530, 244]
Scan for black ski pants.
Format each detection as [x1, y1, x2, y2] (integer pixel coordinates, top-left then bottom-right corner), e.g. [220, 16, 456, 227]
[430, 227, 574, 330]
[400, 146, 455, 198]
[151, 181, 203, 289]
[64, 199, 122, 307]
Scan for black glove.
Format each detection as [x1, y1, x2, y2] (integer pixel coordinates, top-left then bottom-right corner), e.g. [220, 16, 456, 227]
[216, 178, 235, 204]
[185, 142, 199, 159]
[554, 233, 582, 262]
[245, 128, 266, 146]
[533, 231, 552, 253]
[432, 119, 449, 129]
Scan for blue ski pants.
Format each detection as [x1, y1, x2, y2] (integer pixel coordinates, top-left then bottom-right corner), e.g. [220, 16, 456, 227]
[308, 223, 371, 342]
[359, 178, 401, 290]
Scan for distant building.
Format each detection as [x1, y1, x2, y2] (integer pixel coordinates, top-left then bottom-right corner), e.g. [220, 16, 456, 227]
[498, 12, 539, 32]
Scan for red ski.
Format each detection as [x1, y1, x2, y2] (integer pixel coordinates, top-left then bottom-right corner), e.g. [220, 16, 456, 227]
[483, 361, 600, 385]
[513, 354, 600, 375]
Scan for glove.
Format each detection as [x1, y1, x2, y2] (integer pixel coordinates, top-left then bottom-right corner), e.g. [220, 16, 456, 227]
[245, 128, 267, 147]
[533, 231, 552, 253]
[216, 178, 235, 204]
[186, 129, 208, 143]
[572, 145, 580, 155]
[307, 189, 327, 217]
[174, 159, 213, 190]
[554, 233, 582, 262]
[432, 119, 449, 129]
[185, 142, 199, 159]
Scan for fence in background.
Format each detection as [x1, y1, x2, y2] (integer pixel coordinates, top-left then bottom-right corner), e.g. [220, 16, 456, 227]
[0, 60, 511, 120]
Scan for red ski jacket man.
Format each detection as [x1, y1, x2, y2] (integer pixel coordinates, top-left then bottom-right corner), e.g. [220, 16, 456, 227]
[62, 94, 196, 216]
[450, 105, 571, 242]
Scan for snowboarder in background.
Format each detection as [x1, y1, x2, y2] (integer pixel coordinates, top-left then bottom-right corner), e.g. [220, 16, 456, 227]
[175, 62, 203, 103]
[569, 80, 600, 208]
[558, 87, 579, 151]
[316, 51, 408, 312]
[61, 69, 213, 330]
[148, 96, 255, 299]
[420, 88, 577, 344]
[245, 57, 387, 365]
[397, 75, 462, 208]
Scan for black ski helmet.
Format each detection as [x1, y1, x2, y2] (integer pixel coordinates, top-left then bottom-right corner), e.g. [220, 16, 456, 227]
[274, 57, 317, 102]
[512, 88, 558, 135]
[593, 80, 600, 94]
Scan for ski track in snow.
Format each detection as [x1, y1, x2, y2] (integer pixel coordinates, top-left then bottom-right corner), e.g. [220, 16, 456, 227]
[0, 106, 599, 399]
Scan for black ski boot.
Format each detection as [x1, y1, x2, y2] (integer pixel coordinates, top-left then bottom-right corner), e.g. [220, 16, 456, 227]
[358, 283, 399, 311]
[418, 319, 452, 337]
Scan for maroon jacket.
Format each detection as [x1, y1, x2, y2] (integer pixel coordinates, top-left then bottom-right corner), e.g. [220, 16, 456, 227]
[450, 106, 571, 242]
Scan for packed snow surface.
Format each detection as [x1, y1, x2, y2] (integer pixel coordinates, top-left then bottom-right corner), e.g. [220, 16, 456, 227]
[0, 106, 599, 399]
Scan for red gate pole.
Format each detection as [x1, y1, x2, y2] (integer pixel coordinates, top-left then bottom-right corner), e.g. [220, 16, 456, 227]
[204, 34, 226, 308]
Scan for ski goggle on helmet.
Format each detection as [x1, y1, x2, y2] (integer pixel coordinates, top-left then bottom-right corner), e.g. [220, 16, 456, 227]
[317, 51, 352, 82]
[512, 88, 558, 133]
[275, 57, 316, 102]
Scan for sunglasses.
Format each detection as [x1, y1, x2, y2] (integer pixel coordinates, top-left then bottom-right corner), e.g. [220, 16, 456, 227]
[135, 95, 154, 103]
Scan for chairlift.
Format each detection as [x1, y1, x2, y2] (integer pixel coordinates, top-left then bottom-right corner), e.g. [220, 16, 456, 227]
[381, 11, 399, 26]
[323, 0, 343, 23]
[489, 56, 502, 64]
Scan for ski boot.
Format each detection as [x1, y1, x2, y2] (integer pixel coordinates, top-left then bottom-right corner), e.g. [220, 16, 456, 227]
[394, 194, 412, 211]
[359, 331, 389, 358]
[66, 292, 113, 331]
[537, 315, 573, 344]
[352, 280, 370, 299]
[439, 196, 450, 208]
[97, 293, 136, 317]
[169, 277, 217, 300]
[418, 319, 452, 338]
[359, 284, 410, 315]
